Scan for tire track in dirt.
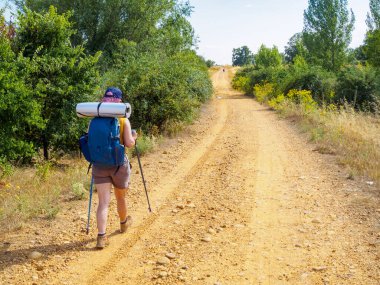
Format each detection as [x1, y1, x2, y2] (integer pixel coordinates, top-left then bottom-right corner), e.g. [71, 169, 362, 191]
[86, 113, 235, 284]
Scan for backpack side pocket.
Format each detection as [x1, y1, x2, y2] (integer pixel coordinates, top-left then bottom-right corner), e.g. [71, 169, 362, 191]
[79, 133, 92, 163]
[114, 143, 125, 166]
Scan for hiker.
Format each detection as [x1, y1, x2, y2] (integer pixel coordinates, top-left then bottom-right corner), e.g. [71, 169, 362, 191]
[93, 87, 137, 249]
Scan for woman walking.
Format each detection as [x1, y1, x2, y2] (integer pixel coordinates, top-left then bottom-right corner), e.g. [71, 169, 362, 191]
[92, 87, 137, 249]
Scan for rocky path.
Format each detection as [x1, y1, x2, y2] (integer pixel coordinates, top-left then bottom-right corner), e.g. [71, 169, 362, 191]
[1, 68, 379, 285]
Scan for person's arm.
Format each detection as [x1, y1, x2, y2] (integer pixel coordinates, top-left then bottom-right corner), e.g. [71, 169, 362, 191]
[123, 118, 137, 148]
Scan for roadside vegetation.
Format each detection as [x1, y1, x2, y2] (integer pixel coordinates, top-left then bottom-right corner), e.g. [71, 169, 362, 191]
[0, 0, 213, 230]
[232, 0, 380, 184]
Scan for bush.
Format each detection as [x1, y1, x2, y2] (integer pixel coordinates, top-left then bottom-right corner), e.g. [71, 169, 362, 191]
[71, 182, 86, 200]
[253, 82, 275, 103]
[0, 7, 100, 162]
[335, 64, 379, 111]
[287, 89, 317, 110]
[232, 65, 287, 96]
[109, 41, 213, 133]
[0, 17, 43, 162]
[268, 94, 286, 110]
[254, 44, 282, 69]
[130, 132, 159, 156]
[281, 66, 336, 104]
[0, 157, 14, 179]
[232, 76, 251, 93]
[269, 89, 317, 112]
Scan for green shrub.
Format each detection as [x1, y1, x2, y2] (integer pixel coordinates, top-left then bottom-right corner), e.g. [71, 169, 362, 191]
[335, 64, 379, 111]
[13, 7, 100, 160]
[131, 132, 159, 156]
[0, 7, 100, 163]
[0, 17, 43, 162]
[253, 82, 275, 103]
[287, 89, 316, 106]
[364, 29, 380, 68]
[109, 42, 212, 133]
[254, 44, 283, 69]
[71, 182, 86, 200]
[281, 66, 336, 104]
[269, 89, 317, 112]
[232, 76, 251, 93]
[0, 157, 14, 179]
[268, 94, 286, 110]
[35, 161, 52, 182]
[232, 65, 287, 96]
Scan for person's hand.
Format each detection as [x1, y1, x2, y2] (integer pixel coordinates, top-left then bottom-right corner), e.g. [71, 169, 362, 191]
[131, 129, 137, 140]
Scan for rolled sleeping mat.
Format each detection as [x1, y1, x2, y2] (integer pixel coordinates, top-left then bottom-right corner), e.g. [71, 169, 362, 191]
[76, 102, 132, 118]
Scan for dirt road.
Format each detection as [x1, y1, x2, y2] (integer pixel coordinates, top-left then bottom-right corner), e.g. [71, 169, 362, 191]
[1, 68, 379, 284]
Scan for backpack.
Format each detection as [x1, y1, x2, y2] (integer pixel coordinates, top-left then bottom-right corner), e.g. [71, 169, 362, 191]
[79, 117, 125, 167]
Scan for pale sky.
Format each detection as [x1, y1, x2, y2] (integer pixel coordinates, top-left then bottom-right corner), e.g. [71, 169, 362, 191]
[189, 0, 371, 65]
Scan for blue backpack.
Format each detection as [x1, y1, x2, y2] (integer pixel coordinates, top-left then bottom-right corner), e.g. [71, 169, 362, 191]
[79, 117, 125, 167]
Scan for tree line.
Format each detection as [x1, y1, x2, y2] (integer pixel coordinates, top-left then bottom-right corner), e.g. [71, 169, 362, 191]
[0, 0, 213, 163]
[232, 0, 380, 112]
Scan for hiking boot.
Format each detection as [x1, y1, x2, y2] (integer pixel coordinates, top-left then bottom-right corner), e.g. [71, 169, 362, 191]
[96, 235, 108, 249]
[120, 216, 133, 233]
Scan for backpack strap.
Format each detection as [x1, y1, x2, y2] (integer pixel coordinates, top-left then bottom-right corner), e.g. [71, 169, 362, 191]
[97, 102, 102, 117]
[87, 163, 92, 174]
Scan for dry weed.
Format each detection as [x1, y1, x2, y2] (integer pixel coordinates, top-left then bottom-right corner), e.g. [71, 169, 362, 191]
[278, 102, 380, 184]
[0, 158, 89, 230]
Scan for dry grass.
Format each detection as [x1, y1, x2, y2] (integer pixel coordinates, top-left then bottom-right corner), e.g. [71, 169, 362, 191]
[208, 66, 221, 74]
[0, 158, 89, 231]
[278, 102, 380, 185]
[228, 66, 240, 76]
[0, 131, 161, 232]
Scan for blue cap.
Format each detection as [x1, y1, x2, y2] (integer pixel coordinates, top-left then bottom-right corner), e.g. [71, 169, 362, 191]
[104, 87, 123, 99]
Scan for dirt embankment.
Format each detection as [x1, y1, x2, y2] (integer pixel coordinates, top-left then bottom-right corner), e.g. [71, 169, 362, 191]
[1, 68, 379, 285]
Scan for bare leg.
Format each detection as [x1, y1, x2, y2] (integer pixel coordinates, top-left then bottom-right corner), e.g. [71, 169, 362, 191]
[96, 183, 111, 234]
[114, 187, 127, 222]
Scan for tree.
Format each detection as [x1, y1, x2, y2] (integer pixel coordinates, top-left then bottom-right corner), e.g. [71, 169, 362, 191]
[0, 13, 44, 162]
[232, 46, 254, 66]
[366, 0, 380, 30]
[336, 65, 379, 111]
[364, 0, 380, 67]
[346, 46, 367, 64]
[108, 41, 212, 132]
[197, 55, 216, 68]
[205, 59, 216, 68]
[14, 7, 100, 159]
[254, 45, 282, 68]
[284, 33, 307, 63]
[303, 0, 355, 71]
[364, 29, 380, 67]
[13, 0, 195, 57]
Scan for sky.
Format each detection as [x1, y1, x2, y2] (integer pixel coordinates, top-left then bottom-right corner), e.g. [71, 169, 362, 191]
[188, 0, 371, 65]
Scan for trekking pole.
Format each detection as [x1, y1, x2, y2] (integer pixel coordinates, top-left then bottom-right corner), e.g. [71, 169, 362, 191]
[86, 176, 94, 234]
[134, 139, 152, 212]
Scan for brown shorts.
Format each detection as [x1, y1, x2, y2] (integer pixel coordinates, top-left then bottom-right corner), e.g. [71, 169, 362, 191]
[92, 160, 131, 189]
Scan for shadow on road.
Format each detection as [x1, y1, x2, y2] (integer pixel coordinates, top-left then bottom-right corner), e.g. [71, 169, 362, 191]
[0, 239, 94, 271]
